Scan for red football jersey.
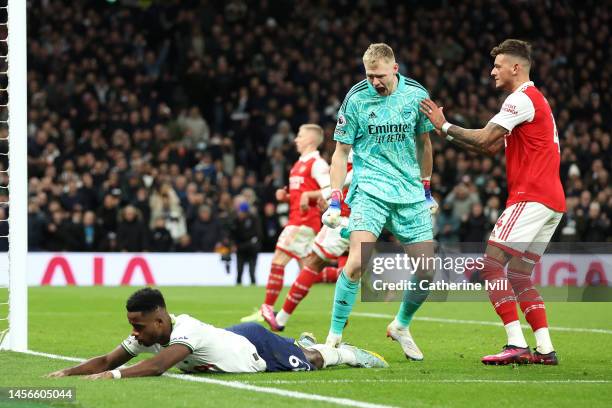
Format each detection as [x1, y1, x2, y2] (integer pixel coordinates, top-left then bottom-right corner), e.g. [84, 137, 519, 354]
[288, 151, 329, 232]
[490, 82, 566, 212]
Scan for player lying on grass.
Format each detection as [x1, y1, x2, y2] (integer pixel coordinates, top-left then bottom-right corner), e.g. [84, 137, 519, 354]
[46, 288, 388, 379]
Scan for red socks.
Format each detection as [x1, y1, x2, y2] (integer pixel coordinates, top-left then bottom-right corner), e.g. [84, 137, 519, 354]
[508, 268, 549, 331]
[264, 263, 285, 306]
[281, 265, 319, 314]
[481, 255, 519, 325]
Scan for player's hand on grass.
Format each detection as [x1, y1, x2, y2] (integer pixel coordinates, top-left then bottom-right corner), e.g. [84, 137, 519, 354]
[419, 99, 446, 131]
[84, 371, 114, 380]
[322, 189, 342, 228]
[46, 369, 70, 378]
[275, 187, 288, 202]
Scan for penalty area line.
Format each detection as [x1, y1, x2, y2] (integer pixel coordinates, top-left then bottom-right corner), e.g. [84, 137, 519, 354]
[352, 312, 612, 335]
[21, 350, 398, 408]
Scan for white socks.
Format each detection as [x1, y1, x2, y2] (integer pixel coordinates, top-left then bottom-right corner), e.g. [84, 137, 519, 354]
[276, 309, 290, 326]
[504, 320, 528, 348]
[534, 327, 554, 354]
[309, 344, 357, 367]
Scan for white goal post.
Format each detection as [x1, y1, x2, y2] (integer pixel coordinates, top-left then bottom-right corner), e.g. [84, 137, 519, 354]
[0, 0, 28, 351]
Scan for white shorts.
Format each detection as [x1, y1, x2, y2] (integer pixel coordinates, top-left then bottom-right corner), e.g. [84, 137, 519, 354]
[489, 201, 563, 262]
[276, 225, 316, 259]
[312, 217, 350, 261]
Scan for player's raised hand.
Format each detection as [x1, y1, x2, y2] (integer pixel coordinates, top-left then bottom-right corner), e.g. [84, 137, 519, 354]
[322, 189, 342, 228]
[419, 99, 446, 130]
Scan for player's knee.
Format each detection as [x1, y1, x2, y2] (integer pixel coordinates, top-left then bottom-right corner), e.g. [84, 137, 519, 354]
[303, 252, 326, 271]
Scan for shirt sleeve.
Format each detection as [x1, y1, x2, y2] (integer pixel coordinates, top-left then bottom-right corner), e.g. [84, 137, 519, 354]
[311, 158, 330, 189]
[489, 91, 535, 132]
[167, 323, 197, 353]
[121, 335, 155, 357]
[333, 95, 360, 145]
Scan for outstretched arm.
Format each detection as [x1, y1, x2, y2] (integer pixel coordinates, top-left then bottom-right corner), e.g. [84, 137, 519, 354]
[46, 345, 133, 377]
[419, 99, 507, 156]
[85, 344, 191, 380]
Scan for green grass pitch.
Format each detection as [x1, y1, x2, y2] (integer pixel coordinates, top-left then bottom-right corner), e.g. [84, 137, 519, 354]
[1, 286, 611, 407]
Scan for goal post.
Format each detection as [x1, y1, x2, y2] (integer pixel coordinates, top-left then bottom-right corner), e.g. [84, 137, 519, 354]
[0, 0, 28, 352]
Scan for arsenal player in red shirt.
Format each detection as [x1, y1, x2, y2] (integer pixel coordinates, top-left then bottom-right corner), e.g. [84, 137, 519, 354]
[241, 124, 330, 323]
[420, 39, 565, 365]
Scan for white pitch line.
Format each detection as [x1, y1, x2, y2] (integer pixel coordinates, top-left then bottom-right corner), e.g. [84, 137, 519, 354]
[353, 312, 612, 334]
[20, 350, 398, 408]
[243, 379, 612, 385]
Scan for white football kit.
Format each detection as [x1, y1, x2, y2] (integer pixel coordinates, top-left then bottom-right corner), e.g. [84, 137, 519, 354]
[121, 314, 267, 373]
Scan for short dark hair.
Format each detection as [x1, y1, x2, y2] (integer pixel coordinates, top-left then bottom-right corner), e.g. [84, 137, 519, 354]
[126, 288, 166, 314]
[490, 39, 532, 65]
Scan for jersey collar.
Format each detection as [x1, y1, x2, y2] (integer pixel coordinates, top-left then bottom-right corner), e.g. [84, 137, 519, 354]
[514, 81, 534, 92]
[299, 150, 320, 161]
[161, 314, 177, 348]
[366, 73, 405, 97]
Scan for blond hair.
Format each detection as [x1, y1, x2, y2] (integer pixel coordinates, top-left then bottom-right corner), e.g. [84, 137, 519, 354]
[300, 123, 324, 146]
[363, 43, 395, 65]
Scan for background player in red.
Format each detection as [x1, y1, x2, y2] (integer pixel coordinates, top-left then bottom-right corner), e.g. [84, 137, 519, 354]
[262, 153, 355, 331]
[420, 39, 565, 365]
[241, 124, 330, 323]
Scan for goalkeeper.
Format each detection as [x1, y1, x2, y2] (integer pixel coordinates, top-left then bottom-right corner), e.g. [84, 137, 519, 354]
[46, 288, 387, 379]
[323, 43, 437, 361]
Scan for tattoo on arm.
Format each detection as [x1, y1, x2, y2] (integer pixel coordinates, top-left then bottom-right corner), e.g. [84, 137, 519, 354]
[447, 122, 507, 156]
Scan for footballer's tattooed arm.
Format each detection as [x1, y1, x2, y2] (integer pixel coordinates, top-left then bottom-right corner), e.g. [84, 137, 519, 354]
[445, 122, 506, 156]
[419, 99, 506, 156]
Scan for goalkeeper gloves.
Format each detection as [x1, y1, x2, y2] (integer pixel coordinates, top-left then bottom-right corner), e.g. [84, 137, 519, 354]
[423, 178, 438, 215]
[322, 189, 342, 228]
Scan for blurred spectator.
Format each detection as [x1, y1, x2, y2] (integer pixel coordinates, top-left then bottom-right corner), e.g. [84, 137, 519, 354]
[577, 202, 610, 242]
[230, 200, 262, 285]
[261, 202, 282, 251]
[460, 203, 490, 242]
[78, 211, 105, 252]
[28, 199, 47, 251]
[191, 205, 223, 251]
[116, 206, 149, 252]
[436, 202, 460, 244]
[149, 216, 174, 252]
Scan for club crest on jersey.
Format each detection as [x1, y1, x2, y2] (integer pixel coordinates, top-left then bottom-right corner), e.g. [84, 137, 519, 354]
[402, 107, 413, 119]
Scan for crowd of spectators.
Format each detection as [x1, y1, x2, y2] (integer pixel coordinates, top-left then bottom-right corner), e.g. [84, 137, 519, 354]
[19, 0, 610, 254]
